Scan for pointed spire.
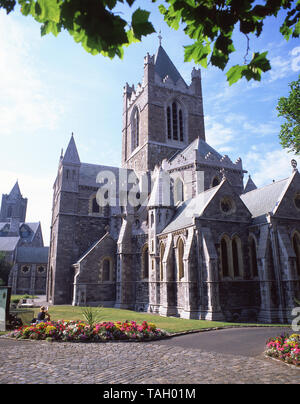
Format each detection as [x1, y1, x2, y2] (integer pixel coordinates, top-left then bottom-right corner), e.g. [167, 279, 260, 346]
[62, 133, 80, 165]
[158, 30, 162, 47]
[148, 167, 173, 207]
[244, 175, 257, 193]
[9, 181, 22, 199]
[154, 45, 186, 85]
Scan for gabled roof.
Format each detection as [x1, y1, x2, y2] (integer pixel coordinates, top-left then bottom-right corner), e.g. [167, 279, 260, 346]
[161, 183, 222, 234]
[0, 222, 40, 241]
[168, 137, 223, 164]
[154, 45, 186, 85]
[74, 232, 113, 264]
[240, 177, 290, 219]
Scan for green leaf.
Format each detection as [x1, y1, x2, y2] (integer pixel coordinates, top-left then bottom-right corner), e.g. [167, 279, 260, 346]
[250, 51, 271, 73]
[35, 0, 61, 23]
[131, 8, 155, 40]
[184, 39, 211, 67]
[226, 65, 247, 86]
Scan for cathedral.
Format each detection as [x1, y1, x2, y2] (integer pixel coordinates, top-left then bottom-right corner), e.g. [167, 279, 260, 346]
[47, 43, 300, 324]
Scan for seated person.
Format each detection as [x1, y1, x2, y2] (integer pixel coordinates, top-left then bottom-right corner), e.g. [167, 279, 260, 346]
[36, 306, 51, 323]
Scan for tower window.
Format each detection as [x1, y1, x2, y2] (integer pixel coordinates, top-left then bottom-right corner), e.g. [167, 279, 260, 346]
[7, 206, 12, 218]
[167, 101, 184, 142]
[172, 102, 178, 140]
[292, 232, 300, 276]
[131, 107, 139, 151]
[167, 107, 171, 139]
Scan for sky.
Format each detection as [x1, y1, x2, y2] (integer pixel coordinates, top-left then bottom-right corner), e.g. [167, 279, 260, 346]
[0, 1, 299, 246]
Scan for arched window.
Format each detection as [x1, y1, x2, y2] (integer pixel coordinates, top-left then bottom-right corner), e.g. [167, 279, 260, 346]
[220, 237, 230, 277]
[20, 225, 31, 238]
[174, 178, 184, 204]
[92, 197, 99, 213]
[89, 195, 103, 216]
[292, 232, 300, 276]
[211, 176, 220, 187]
[7, 205, 12, 218]
[249, 237, 258, 278]
[131, 107, 139, 151]
[160, 243, 165, 281]
[232, 237, 241, 277]
[167, 101, 184, 142]
[142, 244, 149, 279]
[177, 238, 184, 280]
[101, 258, 114, 282]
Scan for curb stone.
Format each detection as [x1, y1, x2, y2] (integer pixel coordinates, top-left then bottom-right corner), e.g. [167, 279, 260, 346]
[264, 354, 300, 370]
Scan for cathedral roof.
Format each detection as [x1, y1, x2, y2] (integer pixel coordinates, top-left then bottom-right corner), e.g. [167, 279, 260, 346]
[8, 181, 22, 199]
[63, 134, 80, 165]
[16, 247, 49, 264]
[0, 236, 20, 251]
[154, 45, 186, 85]
[168, 137, 223, 165]
[240, 177, 290, 219]
[161, 183, 222, 234]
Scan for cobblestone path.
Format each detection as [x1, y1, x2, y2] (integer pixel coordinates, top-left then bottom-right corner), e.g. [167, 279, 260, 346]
[0, 336, 299, 384]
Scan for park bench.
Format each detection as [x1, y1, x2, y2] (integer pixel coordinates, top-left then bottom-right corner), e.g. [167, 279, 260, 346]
[18, 298, 35, 308]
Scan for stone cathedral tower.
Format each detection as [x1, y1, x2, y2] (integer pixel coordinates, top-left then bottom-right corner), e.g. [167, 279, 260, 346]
[122, 43, 205, 172]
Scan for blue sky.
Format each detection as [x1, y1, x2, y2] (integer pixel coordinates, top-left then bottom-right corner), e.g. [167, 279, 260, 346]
[0, 1, 299, 245]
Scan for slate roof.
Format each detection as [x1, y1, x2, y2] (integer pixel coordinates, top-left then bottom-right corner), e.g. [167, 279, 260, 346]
[8, 181, 22, 199]
[243, 175, 257, 193]
[0, 237, 20, 251]
[16, 247, 49, 263]
[63, 134, 81, 165]
[0, 222, 40, 241]
[240, 177, 290, 219]
[79, 163, 134, 189]
[168, 138, 223, 164]
[161, 184, 221, 234]
[154, 45, 186, 85]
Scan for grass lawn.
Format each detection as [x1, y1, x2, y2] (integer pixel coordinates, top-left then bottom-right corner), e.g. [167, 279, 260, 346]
[26, 305, 288, 333]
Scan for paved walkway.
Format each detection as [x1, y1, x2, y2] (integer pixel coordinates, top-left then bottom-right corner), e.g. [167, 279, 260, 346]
[0, 330, 299, 384]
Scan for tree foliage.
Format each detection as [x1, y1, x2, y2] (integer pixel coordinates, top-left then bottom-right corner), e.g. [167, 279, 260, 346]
[277, 74, 300, 155]
[0, 252, 12, 286]
[0, 0, 299, 84]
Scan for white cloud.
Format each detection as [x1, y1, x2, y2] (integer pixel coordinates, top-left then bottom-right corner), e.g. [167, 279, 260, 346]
[205, 115, 234, 148]
[243, 121, 279, 137]
[268, 46, 300, 82]
[0, 11, 63, 136]
[290, 46, 300, 72]
[244, 148, 298, 187]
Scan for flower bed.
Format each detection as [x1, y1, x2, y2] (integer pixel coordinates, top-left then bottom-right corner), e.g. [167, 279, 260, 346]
[9, 320, 168, 342]
[265, 333, 300, 367]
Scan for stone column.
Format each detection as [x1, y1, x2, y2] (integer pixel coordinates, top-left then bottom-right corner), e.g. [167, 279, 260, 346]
[201, 228, 224, 321]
